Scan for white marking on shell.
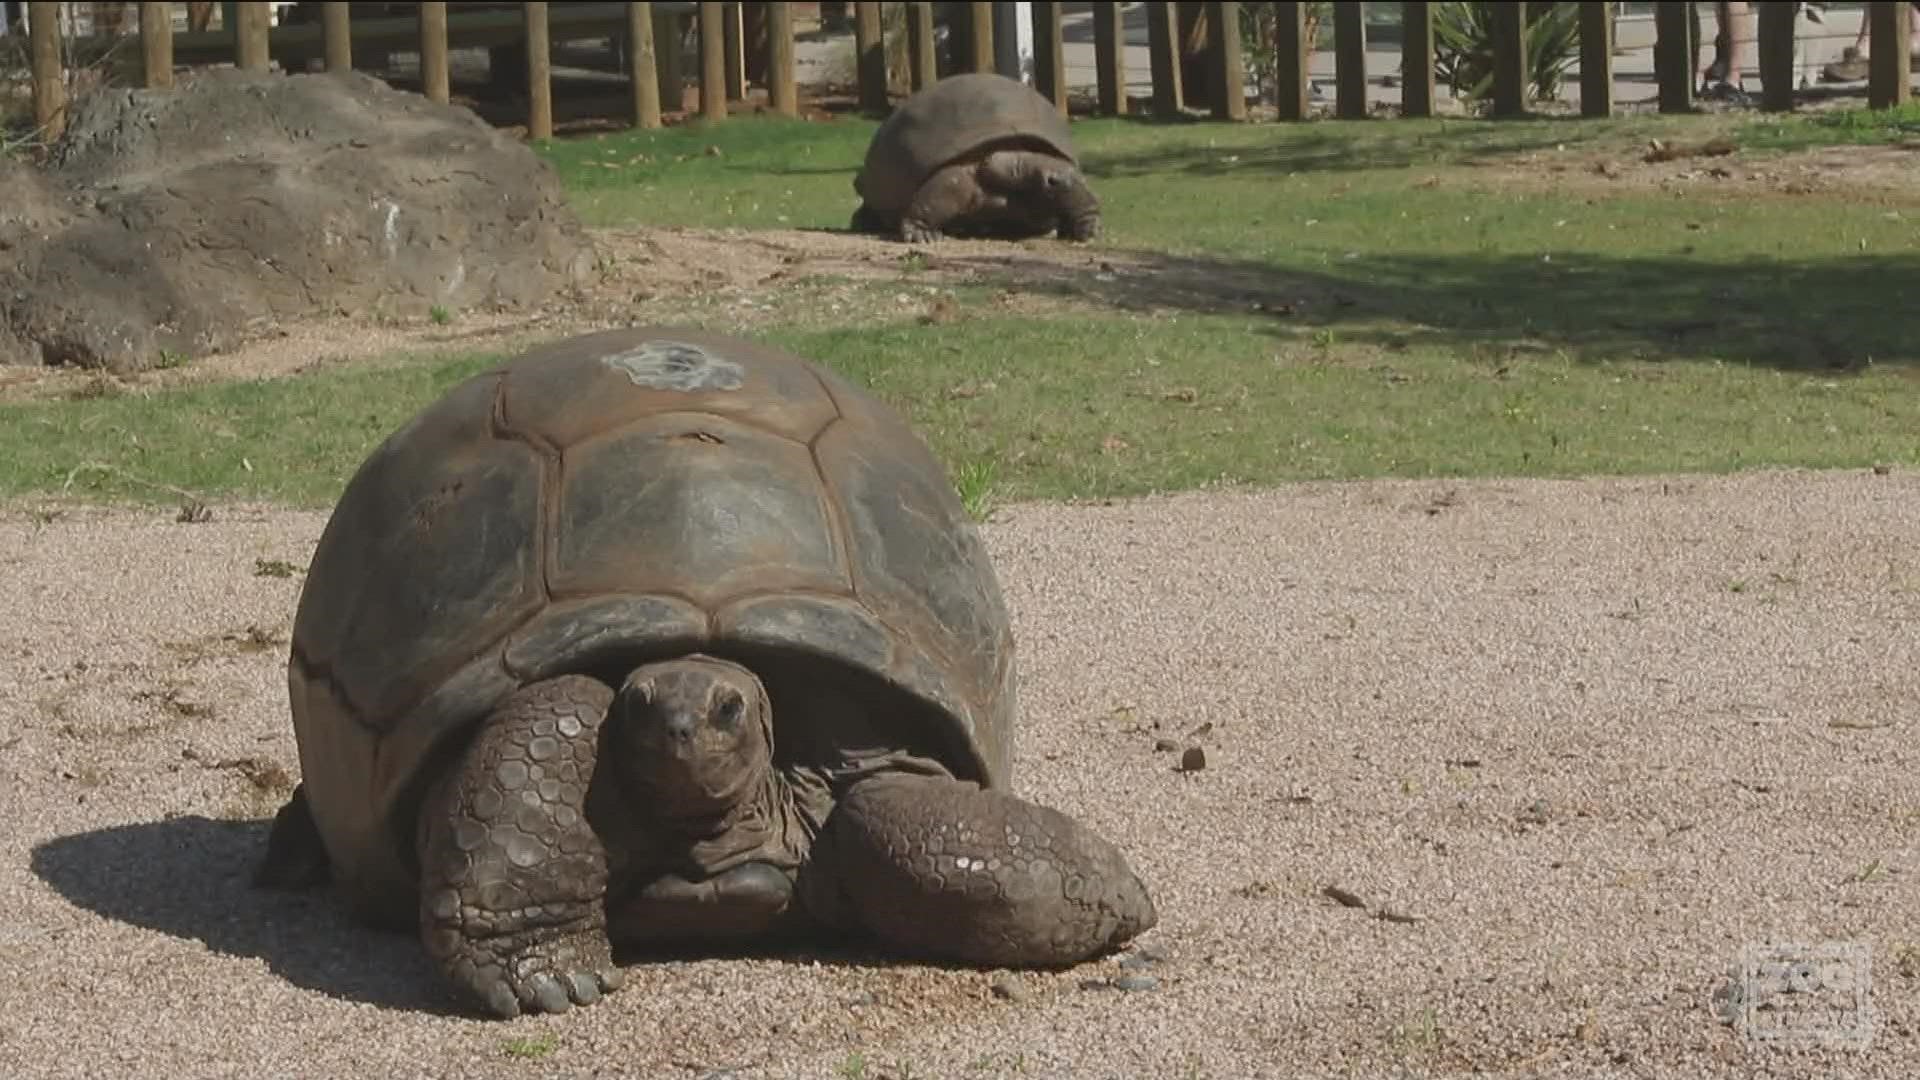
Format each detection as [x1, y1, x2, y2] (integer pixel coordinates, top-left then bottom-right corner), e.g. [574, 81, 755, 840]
[599, 340, 745, 392]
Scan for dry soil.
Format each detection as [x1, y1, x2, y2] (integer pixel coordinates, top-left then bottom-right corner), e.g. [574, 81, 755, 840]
[3, 466, 1917, 1079]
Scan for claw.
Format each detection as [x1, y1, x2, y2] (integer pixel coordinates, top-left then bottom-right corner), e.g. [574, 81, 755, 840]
[483, 980, 521, 1020]
[523, 972, 572, 1014]
[567, 972, 602, 1006]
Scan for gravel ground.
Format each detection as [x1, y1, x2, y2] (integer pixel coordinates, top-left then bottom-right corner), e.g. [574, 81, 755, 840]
[3, 467, 1917, 1079]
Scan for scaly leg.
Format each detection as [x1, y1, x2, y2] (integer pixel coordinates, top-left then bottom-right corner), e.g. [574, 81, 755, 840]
[416, 675, 626, 1018]
[798, 772, 1156, 968]
[899, 162, 996, 244]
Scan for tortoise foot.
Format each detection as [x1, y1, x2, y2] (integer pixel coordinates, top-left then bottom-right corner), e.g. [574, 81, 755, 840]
[1060, 212, 1101, 242]
[416, 674, 625, 1018]
[428, 910, 625, 1018]
[610, 861, 797, 946]
[898, 219, 945, 245]
[798, 772, 1157, 969]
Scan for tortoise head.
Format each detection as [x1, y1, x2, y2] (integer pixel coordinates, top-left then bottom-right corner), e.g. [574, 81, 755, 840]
[977, 149, 1099, 233]
[611, 654, 773, 821]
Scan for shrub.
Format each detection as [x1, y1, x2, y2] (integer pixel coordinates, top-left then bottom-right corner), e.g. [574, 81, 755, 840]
[1432, 1, 1584, 104]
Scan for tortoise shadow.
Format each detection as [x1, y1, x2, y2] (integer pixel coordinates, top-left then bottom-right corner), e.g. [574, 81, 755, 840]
[30, 815, 991, 1015]
[29, 815, 463, 1016]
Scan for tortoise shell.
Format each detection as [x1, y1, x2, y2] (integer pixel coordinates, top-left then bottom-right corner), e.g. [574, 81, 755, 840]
[853, 72, 1080, 220]
[285, 327, 1016, 916]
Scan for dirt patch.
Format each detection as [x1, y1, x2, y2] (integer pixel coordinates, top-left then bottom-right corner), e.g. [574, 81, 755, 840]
[1, 67, 596, 374]
[1464, 127, 1920, 202]
[3, 469, 1917, 1077]
[1, 223, 1269, 403]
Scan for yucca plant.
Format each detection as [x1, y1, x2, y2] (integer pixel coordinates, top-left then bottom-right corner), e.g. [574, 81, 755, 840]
[1431, 0, 1584, 104]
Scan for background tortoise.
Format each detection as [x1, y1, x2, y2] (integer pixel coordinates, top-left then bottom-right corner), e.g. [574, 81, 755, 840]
[256, 326, 1157, 1018]
[850, 72, 1101, 243]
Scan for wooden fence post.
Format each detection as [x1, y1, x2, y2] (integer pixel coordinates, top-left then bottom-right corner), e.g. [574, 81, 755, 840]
[698, 1, 726, 119]
[1147, 0, 1183, 116]
[1868, 0, 1912, 108]
[1652, 1, 1693, 112]
[1207, 1, 1244, 120]
[723, 1, 746, 101]
[419, 2, 449, 103]
[629, 2, 661, 126]
[525, 2, 553, 137]
[1757, 0, 1795, 111]
[1273, 0, 1307, 121]
[322, 0, 350, 70]
[140, 1, 174, 88]
[655, 7, 683, 112]
[1402, 0, 1434, 117]
[1094, 2, 1125, 115]
[1333, 0, 1365, 118]
[967, 2, 993, 73]
[1577, 1, 1611, 117]
[28, 1, 65, 139]
[1489, 0, 1525, 116]
[769, 1, 797, 114]
[1032, 1, 1066, 113]
[854, 1, 887, 113]
[234, 1, 271, 71]
[906, 1, 936, 90]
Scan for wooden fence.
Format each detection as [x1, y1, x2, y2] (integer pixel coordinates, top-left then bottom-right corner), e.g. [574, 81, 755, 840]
[22, 2, 1919, 144]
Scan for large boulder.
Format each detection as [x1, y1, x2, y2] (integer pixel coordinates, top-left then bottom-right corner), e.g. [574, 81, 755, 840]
[1, 67, 598, 371]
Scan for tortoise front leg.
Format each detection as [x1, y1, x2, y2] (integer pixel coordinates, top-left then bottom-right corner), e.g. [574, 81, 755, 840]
[797, 772, 1157, 968]
[898, 162, 1000, 244]
[416, 675, 626, 1018]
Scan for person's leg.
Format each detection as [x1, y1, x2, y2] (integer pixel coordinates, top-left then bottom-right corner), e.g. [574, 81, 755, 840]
[1820, 1, 1915, 82]
[1703, 1, 1755, 98]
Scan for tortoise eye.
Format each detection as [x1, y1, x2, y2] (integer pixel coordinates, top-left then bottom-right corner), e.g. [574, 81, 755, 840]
[715, 692, 745, 728]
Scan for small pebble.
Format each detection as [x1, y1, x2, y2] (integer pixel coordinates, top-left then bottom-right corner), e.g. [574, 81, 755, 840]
[1153, 738, 1180, 753]
[1178, 746, 1206, 771]
[989, 974, 1027, 1002]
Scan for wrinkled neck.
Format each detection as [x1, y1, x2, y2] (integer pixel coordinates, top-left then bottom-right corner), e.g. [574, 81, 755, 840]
[677, 767, 811, 875]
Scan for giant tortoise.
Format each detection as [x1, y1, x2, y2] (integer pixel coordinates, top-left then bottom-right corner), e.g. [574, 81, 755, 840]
[850, 72, 1100, 244]
[255, 326, 1157, 1018]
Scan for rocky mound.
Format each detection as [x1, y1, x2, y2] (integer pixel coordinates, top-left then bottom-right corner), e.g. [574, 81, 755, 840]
[1, 67, 599, 372]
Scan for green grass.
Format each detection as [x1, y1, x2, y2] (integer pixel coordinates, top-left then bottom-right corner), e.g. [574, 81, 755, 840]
[1738, 100, 1920, 152]
[540, 114, 871, 230]
[500, 1031, 557, 1060]
[10, 309, 1916, 509]
[5, 105, 1918, 509]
